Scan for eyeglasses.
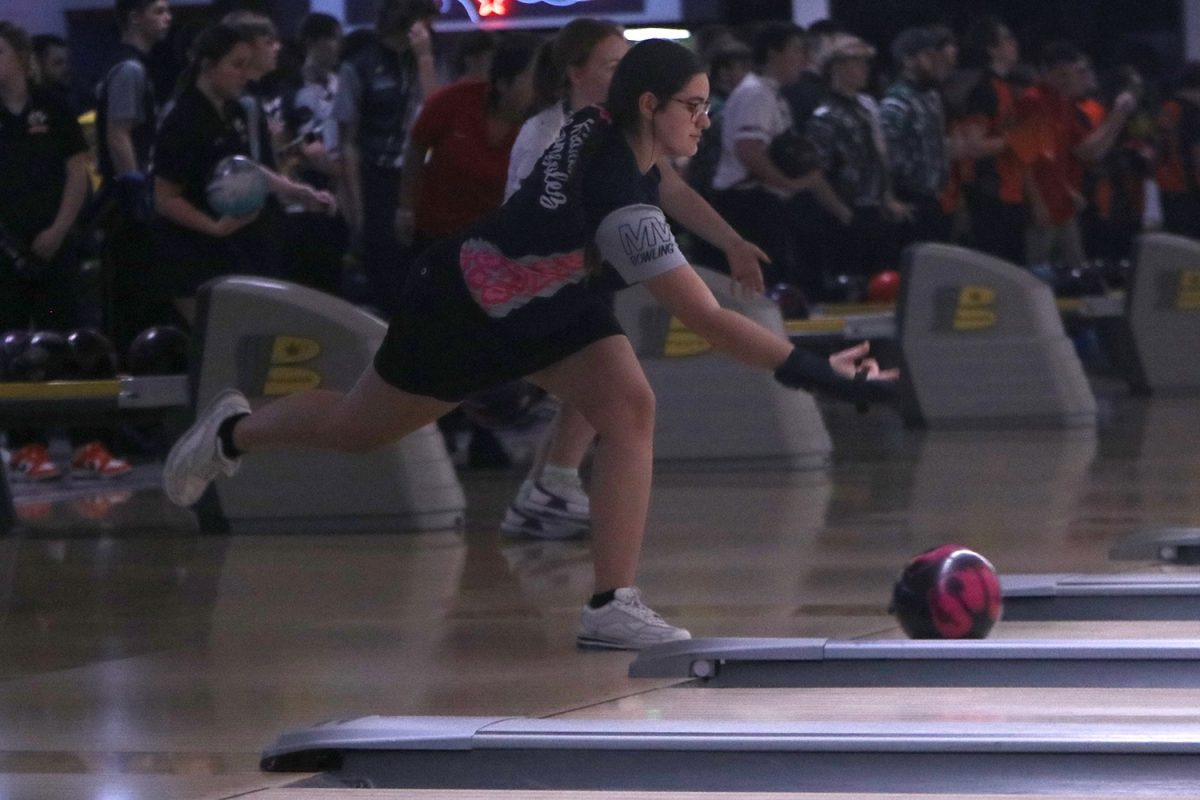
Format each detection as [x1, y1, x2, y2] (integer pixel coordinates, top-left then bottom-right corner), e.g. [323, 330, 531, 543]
[671, 97, 711, 122]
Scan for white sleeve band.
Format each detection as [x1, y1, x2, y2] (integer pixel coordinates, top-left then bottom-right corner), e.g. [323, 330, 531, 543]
[594, 204, 688, 285]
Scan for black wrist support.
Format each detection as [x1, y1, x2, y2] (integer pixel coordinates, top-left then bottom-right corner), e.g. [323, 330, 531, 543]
[773, 347, 897, 405]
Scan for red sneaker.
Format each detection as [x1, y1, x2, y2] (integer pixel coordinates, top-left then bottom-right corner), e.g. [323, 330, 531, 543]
[70, 441, 133, 479]
[9, 444, 62, 482]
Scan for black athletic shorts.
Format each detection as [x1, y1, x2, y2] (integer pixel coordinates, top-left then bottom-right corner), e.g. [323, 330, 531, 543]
[372, 237, 624, 402]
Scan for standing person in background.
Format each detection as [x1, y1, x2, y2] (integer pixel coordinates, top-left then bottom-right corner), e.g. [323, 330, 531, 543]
[221, 10, 288, 280]
[806, 34, 911, 293]
[956, 16, 1032, 265]
[32, 34, 77, 114]
[711, 22, 841, 292]
[1154, 63, 1200, 239]
[399, 31, 540, 253]
[783, 18, 842, 129]
[96, 0, 172, 354]
[1018, 42, 1136, 273]
[0, 21, 131, 481]
[152, 24, 334, 324]
[452, 30, 495, 83]
[333, 0, 439, 317]
[279, 12, 348, 295]
[499, 19, 770, 539]
[880, 27, 956, 251]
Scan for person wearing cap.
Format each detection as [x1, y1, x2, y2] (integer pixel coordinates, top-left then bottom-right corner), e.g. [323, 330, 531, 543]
[806, 33, 911, 294]
[879, 26, 955, 250]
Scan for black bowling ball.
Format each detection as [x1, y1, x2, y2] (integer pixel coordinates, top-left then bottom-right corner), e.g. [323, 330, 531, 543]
[0, 330, 31, 380]
[126, 326, 190, 375]
[768, 282, 810, 319]
[66, 328, 119, 379]
[5, 330, 70, 382]
[822, 273, 867, 304]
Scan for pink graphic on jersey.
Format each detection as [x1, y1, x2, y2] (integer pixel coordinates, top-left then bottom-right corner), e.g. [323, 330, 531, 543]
[460, 238, 587, 317]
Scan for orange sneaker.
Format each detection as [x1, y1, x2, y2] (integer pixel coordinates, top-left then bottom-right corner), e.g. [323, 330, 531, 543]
[9, 444, 62, 482]
[70, 441, 133, 479]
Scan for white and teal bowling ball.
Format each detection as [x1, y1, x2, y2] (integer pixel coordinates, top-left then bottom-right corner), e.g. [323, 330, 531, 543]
[206, 155, 268, 217]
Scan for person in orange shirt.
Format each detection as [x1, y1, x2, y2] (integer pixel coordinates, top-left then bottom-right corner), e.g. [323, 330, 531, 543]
[1154, 63, 1200, 239]
[1017, 42, 1136, 272]
[956, 16, 1030, 265]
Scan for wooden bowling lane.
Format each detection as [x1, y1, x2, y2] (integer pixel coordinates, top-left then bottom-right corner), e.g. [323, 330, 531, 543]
[552, 684, 1200, 726]
[244, 791, 1147, 800]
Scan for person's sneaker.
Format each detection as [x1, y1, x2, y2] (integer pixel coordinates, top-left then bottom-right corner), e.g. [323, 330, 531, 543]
[70, 441, 133, 479]
[500, 478, 591, 539]
[577, 587, 691, 650]
[163, 389, 250, 507]
[9, 444, 62, 482]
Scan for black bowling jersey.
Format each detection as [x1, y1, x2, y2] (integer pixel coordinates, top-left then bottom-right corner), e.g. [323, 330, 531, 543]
[456, 105, 687, 336]
[0, 87, 87, 243]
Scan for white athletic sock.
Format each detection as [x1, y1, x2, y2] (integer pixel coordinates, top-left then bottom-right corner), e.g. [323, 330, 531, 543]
[540, 464, 581, 488]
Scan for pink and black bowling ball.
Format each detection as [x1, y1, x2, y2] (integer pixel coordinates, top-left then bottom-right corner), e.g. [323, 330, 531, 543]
[891, 544, 1003, 639]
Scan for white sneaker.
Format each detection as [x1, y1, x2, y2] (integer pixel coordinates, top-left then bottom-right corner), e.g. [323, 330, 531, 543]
[163, 389, 250, 507]
[500, 478, 590, 539]
[577, 587, 691, 650]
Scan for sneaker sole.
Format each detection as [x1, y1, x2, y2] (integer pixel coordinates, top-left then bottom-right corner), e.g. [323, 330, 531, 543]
[500, 507, 589, 540]
[575, 635, 637, 651]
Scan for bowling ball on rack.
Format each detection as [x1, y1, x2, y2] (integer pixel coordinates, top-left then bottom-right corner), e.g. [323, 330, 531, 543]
[206, 155, 268, 217]
[66, 328, 119, 379]
[4, 330, 70, 382]
[866, 269, 901, 304]
[0, 330, 31, 380]
[767, 282, 810, 319]
[822, 273, 867, 303]
[461, 381, 547, 431]
[126, 325, 191, 375]
[890, 544, 1003, 639]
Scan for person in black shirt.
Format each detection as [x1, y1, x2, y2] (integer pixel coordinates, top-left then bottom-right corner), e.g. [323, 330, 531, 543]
[152, 24, 334, 323]
[32, 34, 78, 114]
[96, 0, 173, 353]
[0, 22, 132, 480]
[332, 0, 440, 316]
[163, 40, 898, 652]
